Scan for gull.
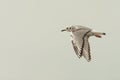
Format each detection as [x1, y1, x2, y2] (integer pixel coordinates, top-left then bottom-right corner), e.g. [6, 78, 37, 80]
[61, 25, 106, 62]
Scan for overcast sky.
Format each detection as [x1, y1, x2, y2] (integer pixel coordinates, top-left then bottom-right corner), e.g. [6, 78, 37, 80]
[0, 0, 120, 80]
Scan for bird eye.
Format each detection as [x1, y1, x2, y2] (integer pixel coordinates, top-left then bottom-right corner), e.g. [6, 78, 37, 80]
[66, 27, 69, 29]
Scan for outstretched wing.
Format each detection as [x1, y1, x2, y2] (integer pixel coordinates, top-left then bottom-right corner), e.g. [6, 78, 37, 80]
[82, 36, 91, 62]
[72, 29, 91, 62]
[72, 29, 87, 57]
[71, 40, 81, 58]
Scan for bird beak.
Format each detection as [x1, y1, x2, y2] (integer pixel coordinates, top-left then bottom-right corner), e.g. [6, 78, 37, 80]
[61, 29, 66, 32]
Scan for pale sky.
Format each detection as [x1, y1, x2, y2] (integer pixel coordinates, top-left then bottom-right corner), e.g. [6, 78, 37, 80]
[0, 0, 120, 80]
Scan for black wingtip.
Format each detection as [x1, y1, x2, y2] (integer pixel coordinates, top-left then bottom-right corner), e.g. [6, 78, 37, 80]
[103, 33, 106, 35]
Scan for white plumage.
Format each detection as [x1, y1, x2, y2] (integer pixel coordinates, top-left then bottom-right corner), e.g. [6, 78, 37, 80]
[61, 25, 106, 62]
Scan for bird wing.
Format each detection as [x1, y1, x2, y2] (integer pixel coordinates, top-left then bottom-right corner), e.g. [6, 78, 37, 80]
[72, 29, 91, 61]
[82, 36, 91, 62]
[71, 40, 81, 58]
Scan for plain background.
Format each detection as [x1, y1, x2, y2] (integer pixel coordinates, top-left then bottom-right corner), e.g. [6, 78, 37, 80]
[0, 0, 120, 80]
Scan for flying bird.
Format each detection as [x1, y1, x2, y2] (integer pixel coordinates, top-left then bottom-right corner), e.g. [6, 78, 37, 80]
[61, 25, 106, 62]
